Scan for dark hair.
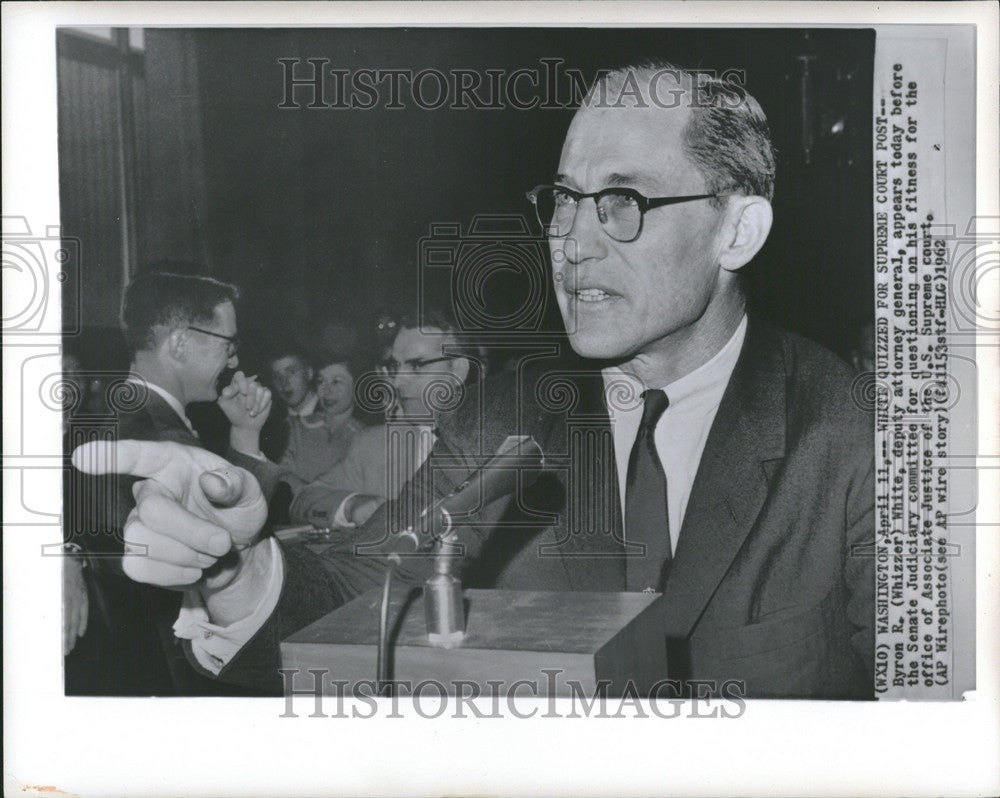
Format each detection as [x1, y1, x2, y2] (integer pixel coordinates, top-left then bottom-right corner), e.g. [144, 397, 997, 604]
[391, 306, 482, 384]
[268, 343, 312, 371]
[120, 271, 240, 355]
[395, 306, 460, 336]
[312, 347, 366, 380]
[590, 62, 776, 206]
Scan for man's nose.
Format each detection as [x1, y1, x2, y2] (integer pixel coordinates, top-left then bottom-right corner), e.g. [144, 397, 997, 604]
[563, 198, 608, 264]
[228, 353, 239, 369]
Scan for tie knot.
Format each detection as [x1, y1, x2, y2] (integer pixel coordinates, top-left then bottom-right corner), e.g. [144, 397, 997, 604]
[639, 389, 669, 428]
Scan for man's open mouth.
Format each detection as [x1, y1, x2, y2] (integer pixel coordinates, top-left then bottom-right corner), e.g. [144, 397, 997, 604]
[570, 287, 616, 303]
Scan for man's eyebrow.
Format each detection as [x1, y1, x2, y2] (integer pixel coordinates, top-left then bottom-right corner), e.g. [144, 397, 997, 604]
[553, 172, 648, 189]
[606, 172, 642, 187]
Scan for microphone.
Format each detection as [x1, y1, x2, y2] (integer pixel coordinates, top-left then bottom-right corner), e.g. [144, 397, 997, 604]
[393, 435, 545, 555]
[376, 435, 545, 669]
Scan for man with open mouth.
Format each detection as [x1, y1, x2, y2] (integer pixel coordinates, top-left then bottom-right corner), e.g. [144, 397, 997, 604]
[75, 61, 874, 700]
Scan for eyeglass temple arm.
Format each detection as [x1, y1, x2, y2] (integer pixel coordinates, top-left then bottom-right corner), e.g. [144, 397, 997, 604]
[644, 193, 721, 210]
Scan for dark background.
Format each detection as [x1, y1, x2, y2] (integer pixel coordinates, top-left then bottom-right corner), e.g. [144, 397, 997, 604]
[58, 27, 875, 376]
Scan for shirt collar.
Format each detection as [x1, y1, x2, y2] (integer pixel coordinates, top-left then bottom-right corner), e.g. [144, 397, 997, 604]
[126, 376, 197, 436]
[287, 393, 318, 418]
[658, 314, 747, 406]
[602, 314, 747, 410]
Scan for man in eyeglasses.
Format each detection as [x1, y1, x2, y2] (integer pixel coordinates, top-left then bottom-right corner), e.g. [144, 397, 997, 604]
[66, 270, 272, 695]
[75, 64, 874, 699]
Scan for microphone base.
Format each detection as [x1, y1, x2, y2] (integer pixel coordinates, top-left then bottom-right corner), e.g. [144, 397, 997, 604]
[427, 631, 465, 648]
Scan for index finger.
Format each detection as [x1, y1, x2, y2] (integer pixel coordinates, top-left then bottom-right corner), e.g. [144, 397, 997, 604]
[72, 439, 174, 478]
[72, 439, 225, 480]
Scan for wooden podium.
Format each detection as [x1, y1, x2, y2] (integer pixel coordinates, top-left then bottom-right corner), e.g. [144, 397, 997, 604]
[280, 587, 666, 696]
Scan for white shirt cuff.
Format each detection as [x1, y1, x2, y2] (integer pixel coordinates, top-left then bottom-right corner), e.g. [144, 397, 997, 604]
[332, 492, 358, 528]
[173, 537, 284, 675]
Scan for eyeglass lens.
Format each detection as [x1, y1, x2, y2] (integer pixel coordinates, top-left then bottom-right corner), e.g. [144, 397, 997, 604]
[535, 187, 641, 242]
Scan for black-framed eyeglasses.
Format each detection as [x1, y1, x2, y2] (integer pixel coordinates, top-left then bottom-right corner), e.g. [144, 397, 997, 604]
[380, 355, 456, 376]
[526, 184, 727, 243]
[187, 326, 239, 357]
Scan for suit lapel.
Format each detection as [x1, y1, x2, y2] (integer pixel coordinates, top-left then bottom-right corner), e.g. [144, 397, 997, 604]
[144, 392, 200, 446]
[660, 318, 787, 638]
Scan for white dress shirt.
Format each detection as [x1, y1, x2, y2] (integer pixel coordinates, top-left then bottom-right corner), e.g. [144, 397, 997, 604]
[174, 537, 285, 674]
[603, 315, 746, 555]
[175, 318, 747, 674]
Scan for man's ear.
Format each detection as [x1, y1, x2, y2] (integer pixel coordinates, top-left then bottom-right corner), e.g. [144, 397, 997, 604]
[450, 355, 471, 385]
[164, 328, 188, 363]
[718, 196, 773, 273]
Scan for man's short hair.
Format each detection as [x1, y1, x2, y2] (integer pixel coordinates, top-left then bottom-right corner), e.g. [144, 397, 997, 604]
[120, 271, 240, 355]
[268, 343, 312, 371]
[590, 62, 776, 206]
[395, 306, 461, 337]
[393, 306, 482, 383]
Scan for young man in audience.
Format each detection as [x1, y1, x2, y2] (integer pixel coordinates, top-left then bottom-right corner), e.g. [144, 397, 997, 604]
[269, 346, 316, 420]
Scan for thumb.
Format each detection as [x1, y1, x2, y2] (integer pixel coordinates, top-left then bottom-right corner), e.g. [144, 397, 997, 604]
[199, 467, 245, 507]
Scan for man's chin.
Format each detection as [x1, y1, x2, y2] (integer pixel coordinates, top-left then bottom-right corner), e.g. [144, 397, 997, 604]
[566, 329, 632, 362]
[201, 384, 222, 403]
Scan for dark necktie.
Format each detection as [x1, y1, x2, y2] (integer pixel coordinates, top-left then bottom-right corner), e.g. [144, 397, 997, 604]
[625, 389, 671, 592]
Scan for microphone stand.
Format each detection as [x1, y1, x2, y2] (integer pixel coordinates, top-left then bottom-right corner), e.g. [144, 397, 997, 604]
[376, 553, 400, 696]
[373, 435, 542, 695]
[374, 531, 465, 696]
[423, 532, 466, 648]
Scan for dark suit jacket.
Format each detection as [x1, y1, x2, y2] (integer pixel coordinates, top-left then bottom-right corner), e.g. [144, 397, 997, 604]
[217, 319, 876, 699]
[65, 389, 271, 696]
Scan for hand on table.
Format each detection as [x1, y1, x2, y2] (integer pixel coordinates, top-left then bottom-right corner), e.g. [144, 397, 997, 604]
[344, 493, 382, 527]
